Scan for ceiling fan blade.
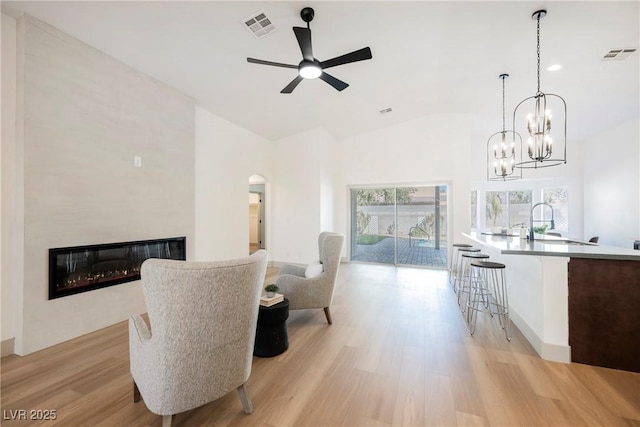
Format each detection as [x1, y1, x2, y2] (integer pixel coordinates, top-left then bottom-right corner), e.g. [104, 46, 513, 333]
[281, 75, 305, 94]
[293, 27, 314, 61]
[247, 58, 298, 69]
[319, 72, 349, 91]
[319, 47, 372, 70]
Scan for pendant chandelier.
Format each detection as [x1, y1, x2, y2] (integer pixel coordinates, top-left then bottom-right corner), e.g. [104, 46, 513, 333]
[487, 74, 522, 181]
[513, 10, 567, 169]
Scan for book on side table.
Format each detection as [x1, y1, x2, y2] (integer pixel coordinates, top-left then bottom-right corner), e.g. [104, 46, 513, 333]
[260, 293, 284, 307]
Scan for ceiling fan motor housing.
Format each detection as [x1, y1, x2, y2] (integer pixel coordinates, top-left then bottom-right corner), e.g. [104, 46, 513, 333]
[300, 7, 314, 23]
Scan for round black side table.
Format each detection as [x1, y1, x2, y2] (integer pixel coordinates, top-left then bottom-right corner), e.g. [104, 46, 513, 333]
[254, 298, 289, 357]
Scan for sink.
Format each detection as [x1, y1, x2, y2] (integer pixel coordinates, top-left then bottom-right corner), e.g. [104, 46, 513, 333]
[535, 239, 597, 246]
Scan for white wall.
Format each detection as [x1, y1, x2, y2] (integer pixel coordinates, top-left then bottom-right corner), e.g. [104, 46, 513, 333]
[270, 128, 333, 264]
[584, 117, 640, 248]
[319, 128, 341, 233]
[337, 114, 473, 254]
[11, 15, 195, 355]
[194, 106, 272, 261]
[1, 14, 18, 351]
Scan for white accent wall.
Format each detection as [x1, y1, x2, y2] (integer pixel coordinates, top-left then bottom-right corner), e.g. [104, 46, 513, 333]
[194, 106, 272, 261]
[6, 15, 195, 355]
[1, 14, 18, 350]
[584, 117, 640, 248]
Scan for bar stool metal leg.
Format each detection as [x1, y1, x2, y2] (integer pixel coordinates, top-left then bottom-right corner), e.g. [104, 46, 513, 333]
[449, 243, 472, 286]
[457, 252, 489, 313]
[453, 247, 480, 297]
[490, 267, 511, 341]
[467, 260, 511, 341]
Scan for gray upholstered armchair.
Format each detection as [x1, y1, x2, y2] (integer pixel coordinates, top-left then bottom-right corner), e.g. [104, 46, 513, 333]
[276, 232, 344, 324]
[129, 250, 267, 427]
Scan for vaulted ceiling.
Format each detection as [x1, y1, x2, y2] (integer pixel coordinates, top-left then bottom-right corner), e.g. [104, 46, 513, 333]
[3, 1, 639, 142]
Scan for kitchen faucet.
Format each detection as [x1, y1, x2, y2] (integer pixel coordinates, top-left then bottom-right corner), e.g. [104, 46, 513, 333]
[529, 202, 555, 240]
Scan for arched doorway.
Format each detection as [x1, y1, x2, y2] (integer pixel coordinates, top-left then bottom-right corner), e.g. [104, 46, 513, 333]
[249, 174, 267, 255]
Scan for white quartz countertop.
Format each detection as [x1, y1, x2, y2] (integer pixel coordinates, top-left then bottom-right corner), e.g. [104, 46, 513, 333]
[464, 232, 640, 261]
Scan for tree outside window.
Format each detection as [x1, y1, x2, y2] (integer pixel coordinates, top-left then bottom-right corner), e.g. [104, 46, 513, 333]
[486, 192, 507, 228]
[485, 190, 532, 230]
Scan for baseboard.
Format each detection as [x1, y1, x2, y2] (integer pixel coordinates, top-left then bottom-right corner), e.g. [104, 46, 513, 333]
[541, 342, 571, 363]
[1, 338, 15, 357]
[509, 309, 571, 364]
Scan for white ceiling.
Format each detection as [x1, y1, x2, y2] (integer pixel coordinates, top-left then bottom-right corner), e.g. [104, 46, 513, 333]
[3, 1, 639, 142]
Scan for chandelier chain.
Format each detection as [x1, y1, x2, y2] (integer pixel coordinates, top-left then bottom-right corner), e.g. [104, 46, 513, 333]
[536, 15, 541, 94]
[502, 76, 506, 131]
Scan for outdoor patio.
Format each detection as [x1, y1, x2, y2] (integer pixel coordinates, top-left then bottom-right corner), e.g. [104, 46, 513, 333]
[352, 236, 447, 267]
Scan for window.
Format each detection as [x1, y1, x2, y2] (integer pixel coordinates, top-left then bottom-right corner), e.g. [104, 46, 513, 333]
[508, 191, 532, 228]
[485, 190, 532, 230]
[543, 187, 569, 234]
[470, 191, 477, 230]
[474, 184, 569, 234]
[486, 191, 507, 229]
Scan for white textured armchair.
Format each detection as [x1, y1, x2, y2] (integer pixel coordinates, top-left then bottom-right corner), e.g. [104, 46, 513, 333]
[129, 250, 267, 427]
[276, 232, 344, 324]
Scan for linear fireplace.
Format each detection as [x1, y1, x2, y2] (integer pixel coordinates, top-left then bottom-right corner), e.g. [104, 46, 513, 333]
[49, 237, 186, 299]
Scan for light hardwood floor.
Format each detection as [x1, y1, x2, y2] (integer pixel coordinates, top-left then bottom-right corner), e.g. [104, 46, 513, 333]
[2, 263, 639, 426]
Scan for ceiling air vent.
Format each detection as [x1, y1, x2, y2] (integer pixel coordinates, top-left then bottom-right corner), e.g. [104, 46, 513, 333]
[243, 10, 276, 39]
[379, 107, 393, 115]
[601, 48, 637, 61]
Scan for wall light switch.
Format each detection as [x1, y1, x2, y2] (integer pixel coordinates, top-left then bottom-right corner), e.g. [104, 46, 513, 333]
[134, 156, 142, 167]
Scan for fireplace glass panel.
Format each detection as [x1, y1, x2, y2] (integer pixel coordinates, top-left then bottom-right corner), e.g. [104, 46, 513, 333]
[49, 237, 186, 299]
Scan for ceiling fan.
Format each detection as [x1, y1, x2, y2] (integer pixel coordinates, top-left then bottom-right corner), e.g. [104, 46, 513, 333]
[246, 7, 373, 94]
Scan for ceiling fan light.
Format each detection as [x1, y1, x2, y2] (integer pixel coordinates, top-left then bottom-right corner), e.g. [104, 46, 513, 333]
[299, 63, 321, 79]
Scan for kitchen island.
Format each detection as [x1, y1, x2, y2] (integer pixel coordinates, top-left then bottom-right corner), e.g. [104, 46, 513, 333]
[463, 232, 640, 372]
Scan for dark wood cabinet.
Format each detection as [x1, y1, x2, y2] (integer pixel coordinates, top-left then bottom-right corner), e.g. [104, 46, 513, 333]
[568, 258, 640, 372]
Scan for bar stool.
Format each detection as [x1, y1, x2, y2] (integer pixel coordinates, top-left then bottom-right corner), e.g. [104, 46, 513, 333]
[449, 243, 473, 286]
[467, 260, 511, 341]
[452, 247, 480, 295]
[456, 252, 490, 311]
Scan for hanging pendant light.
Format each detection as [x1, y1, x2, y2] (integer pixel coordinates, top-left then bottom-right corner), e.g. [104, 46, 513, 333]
[514, 10, 567, 169]
[487, 74, 522, 181]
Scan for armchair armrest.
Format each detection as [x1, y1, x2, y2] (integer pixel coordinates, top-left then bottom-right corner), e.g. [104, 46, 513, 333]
[129, 315, 154, 377]
[130, 314, 152, 342]
[275, 273, 331, 310]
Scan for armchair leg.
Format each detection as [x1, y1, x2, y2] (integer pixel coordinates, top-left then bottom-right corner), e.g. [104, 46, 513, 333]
[324, 307, 333, 325]
[133, 381, 141, 403]
[236, 383, 253, 414]
[162, 415, 172, 427]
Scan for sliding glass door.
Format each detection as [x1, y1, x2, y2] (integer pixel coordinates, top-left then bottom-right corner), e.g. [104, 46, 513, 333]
[351, 187, 396, 264]
[350, 185, 448, 268]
